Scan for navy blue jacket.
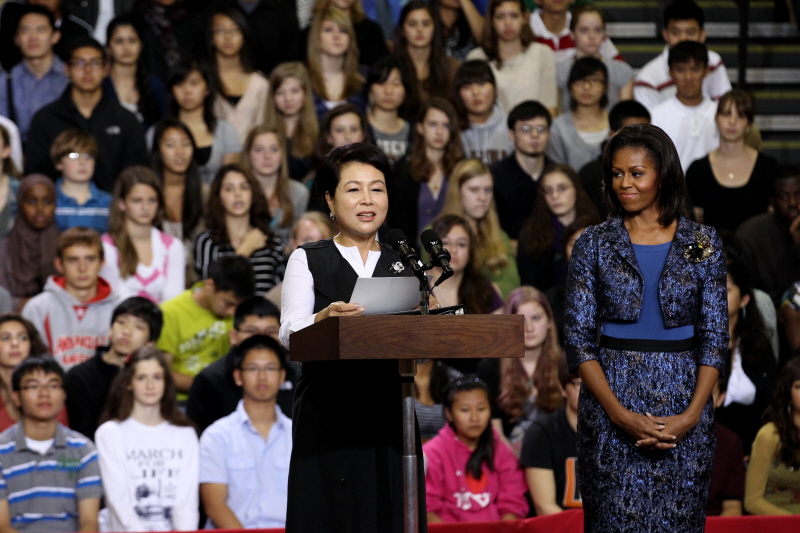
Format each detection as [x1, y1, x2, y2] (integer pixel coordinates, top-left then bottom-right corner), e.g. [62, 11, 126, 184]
[565, 215, 728, 372]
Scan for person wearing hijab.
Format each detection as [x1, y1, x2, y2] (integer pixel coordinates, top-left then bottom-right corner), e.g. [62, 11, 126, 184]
[0, 174, 59, 311]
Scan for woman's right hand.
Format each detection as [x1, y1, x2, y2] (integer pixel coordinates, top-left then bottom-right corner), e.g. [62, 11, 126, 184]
[314, 301, 366, 323]
[611, 409, 677, 450]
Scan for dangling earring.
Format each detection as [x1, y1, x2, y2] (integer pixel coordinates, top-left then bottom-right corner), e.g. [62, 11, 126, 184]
[740, 305, 746, 319]
[329, 212, 336, 221]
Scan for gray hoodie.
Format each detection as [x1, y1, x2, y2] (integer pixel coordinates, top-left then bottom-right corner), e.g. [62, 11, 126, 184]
[460, 103, 514, 165]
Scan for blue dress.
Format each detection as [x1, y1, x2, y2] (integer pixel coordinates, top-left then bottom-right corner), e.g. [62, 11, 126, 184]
[565, 216, 728, 533]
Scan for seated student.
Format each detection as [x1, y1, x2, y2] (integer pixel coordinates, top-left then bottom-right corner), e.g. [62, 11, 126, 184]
[708, 376, 745, 516]
[578, 100, 650, 218]
[0, 357, 102, 533]
[0, 314, 68, 432]
[424, 376, 528, 523]
[466, 0, 558, 117]
[650, 41, 718, 173]
[199, 335, 293, 529]
[22, 226, 119, 370]
[528, 0, 621, 63]
[365, 57, 414, 166]
[490, 101, 554, 243]
[0, 125, 21, 238]
[547, 57, 610, 173]
[453, 60, 513, 165]
[430, 0, 484, 62]
[101, 166, 185, 303]
[51, 129, 111, 234]
[520, 356, 582, 515]
[187, 297, 298, 433]
[96, 346, 198, 532]
[0, 175, 58, 310]
[64, 296, 162, 441]
[634, 0, 731, 111]
[157, 255, 256, 398]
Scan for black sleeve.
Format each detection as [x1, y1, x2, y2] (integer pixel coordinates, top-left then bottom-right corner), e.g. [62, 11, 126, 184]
[64, 367, 101, 440]
[520, 419, 555, 470]
[24, 111, 59, 179]
[186, 371, 224, 434]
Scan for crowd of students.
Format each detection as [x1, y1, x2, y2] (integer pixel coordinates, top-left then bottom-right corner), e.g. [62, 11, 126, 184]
[0, 0, 797, 530]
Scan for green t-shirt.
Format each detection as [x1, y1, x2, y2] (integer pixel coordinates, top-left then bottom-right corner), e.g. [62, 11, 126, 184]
[157, 282, 232, 392]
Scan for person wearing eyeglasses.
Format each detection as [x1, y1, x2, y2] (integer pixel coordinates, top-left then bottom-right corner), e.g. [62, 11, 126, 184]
[199, 335, 292, 529]
[0, 356, 102, 533]
[489, 100, 554, 245]
[24, 37, 149, 192]
[51, 129, 111, 233]
[546, 57, 610, 174]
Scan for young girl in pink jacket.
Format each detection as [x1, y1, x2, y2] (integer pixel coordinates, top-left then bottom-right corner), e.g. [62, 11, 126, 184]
[424, 377, 529, 522]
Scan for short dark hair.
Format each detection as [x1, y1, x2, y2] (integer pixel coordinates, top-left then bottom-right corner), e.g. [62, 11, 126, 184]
[315, 143, 391, 209]
[773, 165, 800, 196]
[232, 334, 288, 371]
[16, 5, 56, 33]
[668, 40, 708, 69]
[452, 60, 496, 129]
[12, 357, 64, 392]
[208, 256, 256, 300]
[234, 297, 280, 330]
[609, 101, 651, 131]
[507, 100, 552, 129]
[664, 0, 705, 29]
[167, 58, 218, 132]
[365, 56, 410, 97]
[601, 123, 688, 226]
[568, 57, 608, 111]
[68, 36, 108, 64]
[111, 297, 163, 342]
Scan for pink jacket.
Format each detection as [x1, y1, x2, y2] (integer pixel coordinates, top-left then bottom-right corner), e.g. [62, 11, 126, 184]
[423, 423, 529, 522]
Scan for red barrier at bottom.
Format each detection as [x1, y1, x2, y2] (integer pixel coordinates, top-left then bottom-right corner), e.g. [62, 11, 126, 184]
[206, 511, 799, 533]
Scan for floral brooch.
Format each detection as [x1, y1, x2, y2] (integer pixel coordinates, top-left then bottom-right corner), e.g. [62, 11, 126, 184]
[683, 231, 714, 263]
[390, 261, 405, 274]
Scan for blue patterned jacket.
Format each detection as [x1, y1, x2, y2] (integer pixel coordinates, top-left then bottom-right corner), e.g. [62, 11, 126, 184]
[565, 215, 728, 372]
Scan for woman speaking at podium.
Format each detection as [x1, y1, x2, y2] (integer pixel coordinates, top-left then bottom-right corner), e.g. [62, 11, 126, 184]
[279, 143, 427, 533]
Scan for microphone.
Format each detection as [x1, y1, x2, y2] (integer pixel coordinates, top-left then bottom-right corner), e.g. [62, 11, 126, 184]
[420, 229, 453, 286]
[387, 229, 423, 277]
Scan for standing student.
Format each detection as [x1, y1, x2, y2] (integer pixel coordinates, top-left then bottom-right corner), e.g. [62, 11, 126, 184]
[393, 1, 460, 120]
[490, 101, 554, 242]
[199, 335, 293, 528]
[0, 357, 102, 533]
[547, 57, 610, 172]
[453, 60, 513, 165]
[557, 5, 634, 111]
[424, 377, 529, 523]
[65, 296, 162, 441]
[104, 14, 167, 130]
[565, 124, 727, 531]
[241, 125, 309, 244]
[194, 164, 286, 297]
[22, 226, 119, 370]
[101, 166, 185, 304]
[161, 58, 242, 185]
[264, 62, 319, 180]
[0, 175, 58, 310]
[390, 97, 464, 241]
[51, 129, 111, 233]
[306, 7, 366, 121]
[366, 57, 413, 165]
[467, 0, 558, 116]
[208, 8, 270, 144]
[96, 346, 199, 532]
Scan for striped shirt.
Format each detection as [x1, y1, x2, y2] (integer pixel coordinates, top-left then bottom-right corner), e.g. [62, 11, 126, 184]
[192, 231, 286, 297]
[55, 179, 112, 234]
[0, 423, 103, 532]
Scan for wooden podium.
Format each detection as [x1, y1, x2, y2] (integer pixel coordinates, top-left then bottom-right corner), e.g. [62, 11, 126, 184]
[290, 314, 524, 533]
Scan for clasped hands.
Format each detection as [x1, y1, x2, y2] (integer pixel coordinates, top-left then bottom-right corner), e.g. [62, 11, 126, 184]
[315, 296, 441, 323]
[613, 409, 700, 450]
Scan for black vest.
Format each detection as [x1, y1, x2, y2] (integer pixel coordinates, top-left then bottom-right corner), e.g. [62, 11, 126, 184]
[301, 239, 414, 313]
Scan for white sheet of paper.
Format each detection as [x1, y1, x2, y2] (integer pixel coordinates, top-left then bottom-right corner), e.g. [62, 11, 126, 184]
[349, 276, 422, 315]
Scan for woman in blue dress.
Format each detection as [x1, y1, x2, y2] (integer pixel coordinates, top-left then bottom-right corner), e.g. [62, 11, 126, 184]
[565, 123, 728, 532]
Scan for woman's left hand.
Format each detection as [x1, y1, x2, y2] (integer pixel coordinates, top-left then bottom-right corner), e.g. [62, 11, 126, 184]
[636, 412, 700, 449]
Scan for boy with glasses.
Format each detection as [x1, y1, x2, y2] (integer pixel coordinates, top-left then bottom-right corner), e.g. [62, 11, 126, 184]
[51, 128, 110, 233]
[0, 357, 102, 533]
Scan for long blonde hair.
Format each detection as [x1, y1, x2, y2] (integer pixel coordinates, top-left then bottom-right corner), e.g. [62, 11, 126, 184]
[441, 159, 508, 274]
[241, 124, 294, 229]
[108, 166, 165, 278]
[307, 7, 364, 102]
[265, 62, 319, 159]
